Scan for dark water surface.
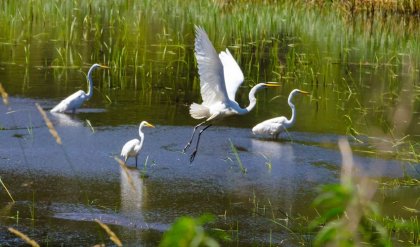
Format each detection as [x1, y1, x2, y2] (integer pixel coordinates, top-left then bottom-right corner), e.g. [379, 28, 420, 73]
[0, 97, 418, 246]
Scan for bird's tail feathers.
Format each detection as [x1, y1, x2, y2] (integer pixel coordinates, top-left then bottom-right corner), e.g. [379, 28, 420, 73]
[50, 102, 66, 113]
[189, 103, 209, 119]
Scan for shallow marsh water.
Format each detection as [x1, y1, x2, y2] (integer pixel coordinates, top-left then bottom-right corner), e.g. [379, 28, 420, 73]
[0, 1, 419, 246]
[0, 97, 418, 246]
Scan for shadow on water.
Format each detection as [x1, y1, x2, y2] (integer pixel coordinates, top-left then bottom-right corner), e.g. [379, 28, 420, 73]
[0, 97, 418, 245]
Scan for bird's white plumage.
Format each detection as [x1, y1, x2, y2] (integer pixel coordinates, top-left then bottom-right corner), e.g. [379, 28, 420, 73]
[120, 139, 142, 161]
[252, 89, 308, 138]
[185, 26, 280, 163]
[252, 116, 288, 137]
[50, 90, 87, 113]
[50, 63, 108, 113]
[120, 121, 154, 166]
[194, 26, 229, 107]
[219, 49, 244, 101]
[190, 27, 277, 122]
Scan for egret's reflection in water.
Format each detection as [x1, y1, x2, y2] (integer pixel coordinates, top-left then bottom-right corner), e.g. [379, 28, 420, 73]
[120, 166, 147, 219]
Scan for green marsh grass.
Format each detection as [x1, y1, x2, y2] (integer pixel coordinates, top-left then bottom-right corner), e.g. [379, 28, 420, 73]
[1, 1, 418, 160]
[140, 155, 150, 179]
[228, 139, 247, 175]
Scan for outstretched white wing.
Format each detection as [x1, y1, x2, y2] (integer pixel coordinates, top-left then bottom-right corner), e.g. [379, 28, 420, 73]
[219, 49, 244, 101]
[194, 26, 229, 106]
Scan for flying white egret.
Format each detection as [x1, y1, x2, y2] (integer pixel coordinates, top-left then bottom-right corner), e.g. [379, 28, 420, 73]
[50, 63, 109, 113]
[121, 121, 155, 167]
[183, 26, 280, 162]
[252, 89, 309, 139]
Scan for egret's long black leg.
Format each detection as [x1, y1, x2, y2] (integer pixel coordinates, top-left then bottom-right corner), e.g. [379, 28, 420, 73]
[135, 156, 138, 168]
[183, 121, 207, 153]
[189, 124, 212, 163]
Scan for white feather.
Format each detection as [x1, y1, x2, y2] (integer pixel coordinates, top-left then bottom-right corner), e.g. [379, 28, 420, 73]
[194, 26, 230, 107]
[189, 103, 209, 119]
[219, 49, 244, 101]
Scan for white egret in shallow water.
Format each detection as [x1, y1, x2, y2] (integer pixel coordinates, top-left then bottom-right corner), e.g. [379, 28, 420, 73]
[183, 26, 280, 162]
[50, 63, 109, 113]
[121, 121, 155, 167]
[252, 89, 309, 139]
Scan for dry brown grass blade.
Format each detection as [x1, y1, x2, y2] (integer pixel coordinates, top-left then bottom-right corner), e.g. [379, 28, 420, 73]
[35, 103, 62, 145]
[8, 227, 40, 247]
[94, 219, 123, 247]
[338, 138, 378, 239]
[0, 177, 15, 203]
[0, 83, 9, 105]
[114, 156, 136, 192]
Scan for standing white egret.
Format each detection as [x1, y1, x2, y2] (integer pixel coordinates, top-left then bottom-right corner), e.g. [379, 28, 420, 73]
[183, 26, 280, 162]
[121, 121, 155, 167]
[50, 63, 109, 113]
[252, 89, 309, 139]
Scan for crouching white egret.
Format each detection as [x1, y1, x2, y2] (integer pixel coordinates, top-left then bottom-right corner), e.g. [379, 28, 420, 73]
[183, 26, 280, 162]
[252, 89, 309, 139]
[121, 121, 155, 167]
[50, 63, 109, 113]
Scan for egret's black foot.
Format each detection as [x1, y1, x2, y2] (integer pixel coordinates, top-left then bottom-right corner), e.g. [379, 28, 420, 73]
[190, 150, 197, 163]
[183, 143, 191, 153]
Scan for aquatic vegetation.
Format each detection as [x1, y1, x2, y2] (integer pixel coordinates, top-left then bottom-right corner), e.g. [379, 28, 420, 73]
[310, 140, 418, 246]
[228, 139, 247, 175]
[381, 216, 419, 246]
[0, 1, 418, 160]
[139, 155, 150, 179]
[160, 214, 220, 247]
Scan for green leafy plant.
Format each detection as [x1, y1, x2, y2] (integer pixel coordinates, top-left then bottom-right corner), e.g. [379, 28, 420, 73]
[310, 139, 391, 246]
[160, 214, 220, 247]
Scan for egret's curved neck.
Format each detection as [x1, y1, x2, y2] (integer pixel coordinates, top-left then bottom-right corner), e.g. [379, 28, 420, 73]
[285, 93, 297, 126]
[239, 83, 265, 115]
[86, 66, 97, 99]
[138, 123, 145, 145]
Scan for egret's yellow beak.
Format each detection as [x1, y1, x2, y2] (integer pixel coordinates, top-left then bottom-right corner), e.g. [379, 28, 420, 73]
[100, 65, 110, 69]
[145, 122, 155, 128]
[264, 82, 281, 87]
[299, 90, 310, 95]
